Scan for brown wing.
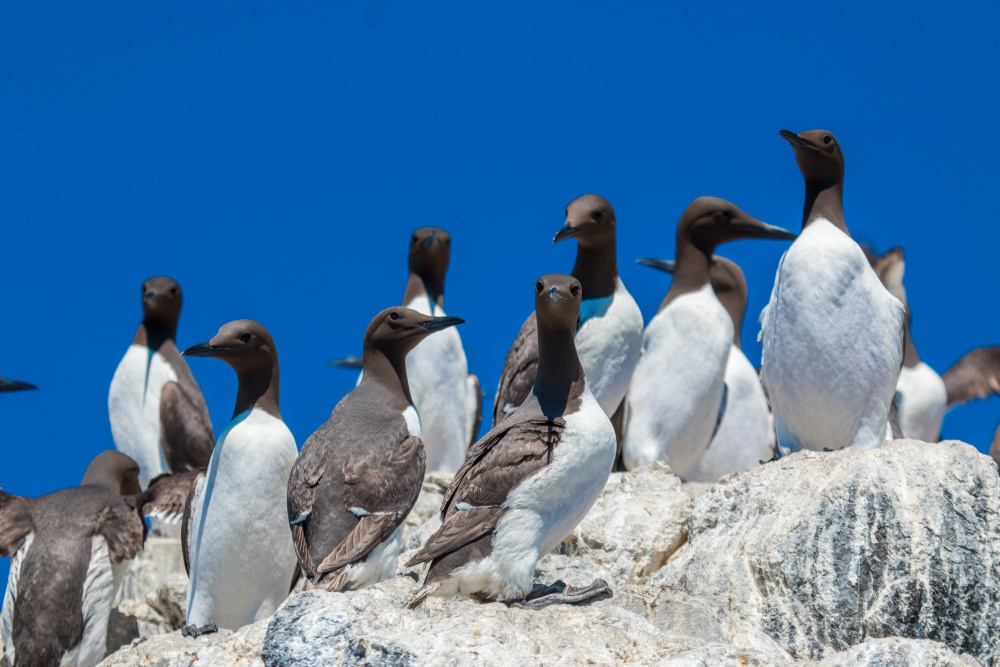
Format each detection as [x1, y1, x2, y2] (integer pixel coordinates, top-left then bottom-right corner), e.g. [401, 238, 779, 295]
[468, 374, 483, 449]
[180, 471, 205, 576]
[942, 347, 1000, 407]
[97, 500, 146, 564]
[0, 491, 34, 557]
[139, 470, 204, 523]
[491, 314, 538, 426]
[287, 451, 328, 575]
[315, 436, 426, 577]
[407, 412, 564, 566]
[160, 381, 216, 471]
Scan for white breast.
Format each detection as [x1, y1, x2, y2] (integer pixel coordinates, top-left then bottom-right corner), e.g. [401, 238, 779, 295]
[108, 345, 176, 488]
[760, 219, 905, 452]
[623, 284, 733, 477]
[403, 295, 472, 472]
[688, 345, 774, 482]
[896, 361, 947, 442]
[575, 279, 644, 417]
[1, 533, 33, 666]
[186, 408, 299, 630]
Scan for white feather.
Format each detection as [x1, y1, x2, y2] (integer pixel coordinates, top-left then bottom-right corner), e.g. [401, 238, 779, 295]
[896, 361, 947, 442]
[1, 533, 33, 666]
[341, 523, 405, 590]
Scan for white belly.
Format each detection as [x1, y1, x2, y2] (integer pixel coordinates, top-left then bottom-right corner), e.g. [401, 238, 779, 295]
[896, 361, 947, 442]
[439, 389, 616, 601]
[1, 534, 33, 666]
[689, 345, 774, 482]
[575, 279, 644, 416]
[108, 345, 175, 488]
[623, 285, 733, 478]
[404, 296, 473, 472]
[186, 409, 299, 630]
[343, 523, 405, 590]
[760, 219, 905, 452]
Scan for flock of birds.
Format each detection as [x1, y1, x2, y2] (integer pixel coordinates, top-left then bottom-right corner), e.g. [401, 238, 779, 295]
[2, 128, 1000, 666]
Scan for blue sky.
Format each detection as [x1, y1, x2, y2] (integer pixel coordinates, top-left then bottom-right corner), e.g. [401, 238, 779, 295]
[2, 3, 998, 586]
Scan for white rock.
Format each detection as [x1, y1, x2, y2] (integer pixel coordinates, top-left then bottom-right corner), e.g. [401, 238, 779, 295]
[99, 622, 267, 667]
[817, 637, 982, 667]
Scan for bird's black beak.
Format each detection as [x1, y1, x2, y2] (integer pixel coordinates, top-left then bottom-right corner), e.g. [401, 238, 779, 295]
[636, 258, 677, 274]
[327, 356, 364, 369]
[182, 341, 230, 357]
[552, 223, 582, 243]
[737, 219, 798, 241]
[779, 129, 808, 149]
[0, 379, 37, 393]
[415, 316, 465, 333]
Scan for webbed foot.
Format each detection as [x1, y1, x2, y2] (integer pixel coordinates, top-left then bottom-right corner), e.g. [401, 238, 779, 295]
[760, 452, 782, 464]
[508, 579, 612, 609]
[182, 623, 218, 638]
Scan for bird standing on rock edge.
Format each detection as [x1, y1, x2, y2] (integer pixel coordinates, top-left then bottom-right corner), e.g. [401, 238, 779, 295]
[760, 130, 905, 453]
[408, 274, 616, 609]
[624, 198, 795, 476]
[287, 307, 464, 591]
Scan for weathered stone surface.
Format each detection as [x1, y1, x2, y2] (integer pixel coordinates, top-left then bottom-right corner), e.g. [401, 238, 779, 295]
[655, 440, 1000, 665]
[816, 637, 981, 667]
[99, 621, 267, 667]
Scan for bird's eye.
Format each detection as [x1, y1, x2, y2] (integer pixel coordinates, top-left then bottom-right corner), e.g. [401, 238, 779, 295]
[823, 135, 833, 145]
[536, 281, 544, 294]
[412, 235, 418, 243]
[170, 287, 178, 295]
[570, 284, 581, 297]
[389, 311, 400, 321]
[593, 211, 603, 221]
[240, 333, 252, 343]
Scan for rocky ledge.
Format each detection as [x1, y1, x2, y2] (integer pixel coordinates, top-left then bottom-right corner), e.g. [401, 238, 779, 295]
[102, 440, 1000, 666]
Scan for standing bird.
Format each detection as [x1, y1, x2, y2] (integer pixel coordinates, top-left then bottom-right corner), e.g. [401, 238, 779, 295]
[941, 346, 1000, 463]
[0, 379, 36, 393]
[407, 274, 617, 609]
[492, 196, 643, 429]
[179, 320, 298, 636]
[623, 199, 795, 476]
[1, 451, 145, 667]
[871, 248, 947, 442]
[288, 307, 463, 591]
[635, 255, 776, 481]
[760, 130, 905, 452]
[108, 277, 214, 489]
[332, 228, 481, 472]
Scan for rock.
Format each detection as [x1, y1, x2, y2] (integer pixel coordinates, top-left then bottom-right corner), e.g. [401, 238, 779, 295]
[655, 440, 1000, 665]
[817, 637, 982, 667]
[99, 622, 267, 667]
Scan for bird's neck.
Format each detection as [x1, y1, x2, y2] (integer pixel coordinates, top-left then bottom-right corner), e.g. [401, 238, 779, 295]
[403, 272, 444, 312]
[571, 240, 618, 300]
[903, 324, 920, 367]
[533, 324, 585, 417]
[802, 181, 848, 234]
[233, 362, 281, 421]
[361, 347, 413, 405]
[659, 241, 712, 312]
[133, 320, 176, 351]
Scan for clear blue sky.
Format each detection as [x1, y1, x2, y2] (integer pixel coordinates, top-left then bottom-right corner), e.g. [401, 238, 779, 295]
[2, 3, 998, 587]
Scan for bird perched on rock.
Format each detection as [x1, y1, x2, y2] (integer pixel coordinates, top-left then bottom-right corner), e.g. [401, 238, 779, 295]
[288, 307, 463, 591]
[624, 199, 795, 476]
[0, 379, 36, 393]
[407, 274, 616, 609]
[175, 320, 298, 636]
[760, 130, 905, 453]
[108, 277, 214, 489]
[331, 228, 480, 472]
[635, 255, 777, 481]
[871, 248, 947, 442]
[492, 196, 643, 432]
[0, 451, 145, 667]
[942, 346, 1000, 463]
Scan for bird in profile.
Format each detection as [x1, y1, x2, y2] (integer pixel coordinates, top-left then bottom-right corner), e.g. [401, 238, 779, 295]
[169, 320, 298, 637]
[870, 247, 947, 442]
[407, 274, 616, 609]
[492, 196, 643, 441]
[0, 379, 36, 393]
[624, 198, 795, 476]
[288, 307, 463, 591]
[1, 451, 145, 667]
[108, 277, 214, 489]
[635, 255, 777, 481]
[760, 130, 905, 453]
[941, 346, 1000, 463]
[331, 228, 481, 472]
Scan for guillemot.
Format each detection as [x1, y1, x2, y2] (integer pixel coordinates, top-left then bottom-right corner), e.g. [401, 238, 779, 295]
[942, 346, 1000, 463]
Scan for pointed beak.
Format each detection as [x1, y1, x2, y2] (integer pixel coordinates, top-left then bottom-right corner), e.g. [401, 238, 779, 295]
[636, 258, 676, 274]
[327, 356, 364, 369]
[415, 316, 465, 333]
[779, 129, 808, 149]
[182, 341, 230, 357]
[734, 214, 797, 242]
[552, 222, 582, 243]
[0, 379, 37, 393]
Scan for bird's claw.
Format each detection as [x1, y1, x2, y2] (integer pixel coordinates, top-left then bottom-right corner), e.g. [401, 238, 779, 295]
[182, 623, 218, 638]
[508, 579, 612, 609]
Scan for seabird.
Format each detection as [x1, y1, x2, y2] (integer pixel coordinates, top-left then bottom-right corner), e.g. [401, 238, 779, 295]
[635, 255, 777, 481]
[407, 274, 616, 609]
[0, 451, 145, 667]
[0, 379, 36, 393]
[760, 130, 906, 452]
[178, 320, 298, 636]
[871, 248, 947, 442]
[108, 277, 215, 489]
[941, 346, 1000, 463]
[288, 307, 463, 591]
[492, 195, 643, 437]
[332, 228, 481, 472]
[623, 198, 795, 476]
